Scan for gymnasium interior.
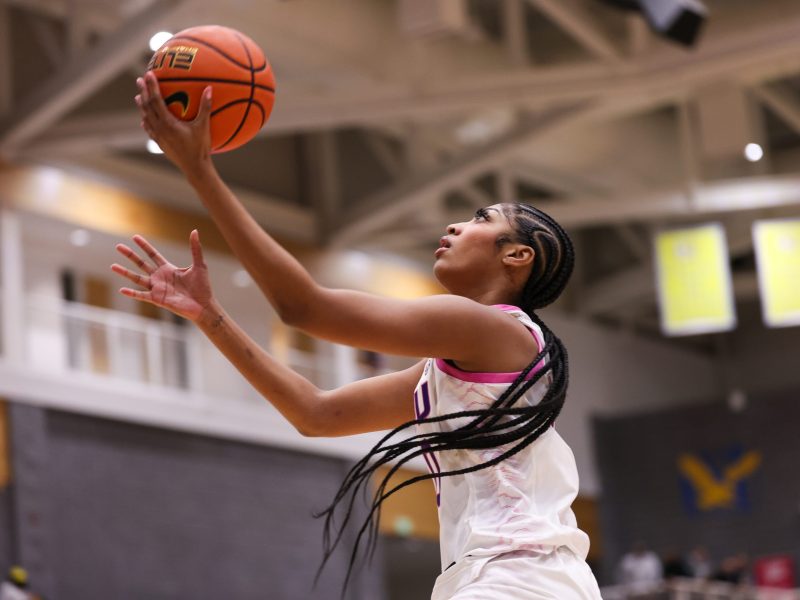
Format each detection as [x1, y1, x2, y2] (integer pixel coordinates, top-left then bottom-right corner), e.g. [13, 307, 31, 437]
[0, 0, 799, 598]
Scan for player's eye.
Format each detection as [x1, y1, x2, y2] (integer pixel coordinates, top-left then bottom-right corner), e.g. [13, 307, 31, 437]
[474, 208, 489, 221]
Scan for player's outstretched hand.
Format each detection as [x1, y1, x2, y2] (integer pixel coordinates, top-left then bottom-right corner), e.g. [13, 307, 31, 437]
[135, 71, 213, 175]
[111, 230, 213, 322]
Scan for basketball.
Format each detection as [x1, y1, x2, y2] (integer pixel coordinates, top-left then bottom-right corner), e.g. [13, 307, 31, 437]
[146, 25, 275, 153]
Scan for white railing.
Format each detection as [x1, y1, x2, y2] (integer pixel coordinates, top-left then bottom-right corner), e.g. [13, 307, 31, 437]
[602, 579, 800, 600]
[17, 295, 364, 399]
[25, 295, 195, 390]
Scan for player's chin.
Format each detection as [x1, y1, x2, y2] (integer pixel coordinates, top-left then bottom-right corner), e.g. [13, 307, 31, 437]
[432, 258, 459, 290]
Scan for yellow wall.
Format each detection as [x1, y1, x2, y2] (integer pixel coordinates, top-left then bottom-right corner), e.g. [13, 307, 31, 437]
[573, 496, 602, 562]
[375, 466, 439, 541]
[0, 164, 443, 300]
[0, 400, 10, 488]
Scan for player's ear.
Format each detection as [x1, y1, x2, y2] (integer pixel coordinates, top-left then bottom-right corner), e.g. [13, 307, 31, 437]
[502, 244, 534, 269]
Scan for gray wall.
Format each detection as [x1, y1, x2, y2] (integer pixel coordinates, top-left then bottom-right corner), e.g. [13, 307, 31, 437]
[595, 388, 800, 583]
[5, 402, 385, 600]
[0, 487, 12, 577]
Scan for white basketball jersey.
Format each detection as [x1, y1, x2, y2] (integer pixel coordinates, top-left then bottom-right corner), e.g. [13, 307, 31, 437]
[413, 305, 591, 571]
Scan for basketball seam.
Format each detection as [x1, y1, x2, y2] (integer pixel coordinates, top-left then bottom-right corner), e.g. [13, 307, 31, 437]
[211, 99, 266, 124]
[166, 35, 268, 72]
[155, 76, 274, 94]
[215, 32, 257, 152]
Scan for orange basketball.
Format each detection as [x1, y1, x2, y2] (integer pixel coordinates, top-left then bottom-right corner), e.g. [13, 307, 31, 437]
[147, 25, 276, 153]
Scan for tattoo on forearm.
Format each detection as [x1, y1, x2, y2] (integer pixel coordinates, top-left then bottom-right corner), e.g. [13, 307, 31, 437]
[211, 314, 224, 329]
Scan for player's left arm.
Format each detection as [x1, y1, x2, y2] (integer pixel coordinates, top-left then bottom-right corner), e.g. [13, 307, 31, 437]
[112, 231, 421, 437]
[194, 299, 422, 436]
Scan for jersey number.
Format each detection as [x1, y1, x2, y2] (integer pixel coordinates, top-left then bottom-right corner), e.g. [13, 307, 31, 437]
[414, 381, 442, 507]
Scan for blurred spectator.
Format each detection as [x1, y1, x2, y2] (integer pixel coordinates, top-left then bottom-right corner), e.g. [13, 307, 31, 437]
[0, 566, 32, 600]
[617, 541, 663, 585]
[662, 549, 691, 579]
[712, 553, 749, 585]
[687, 545, 713, 579]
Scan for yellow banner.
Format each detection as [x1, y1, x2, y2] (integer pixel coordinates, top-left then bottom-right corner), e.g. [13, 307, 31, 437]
[655, 223, 736, 336]
[754, 219, 800, 328]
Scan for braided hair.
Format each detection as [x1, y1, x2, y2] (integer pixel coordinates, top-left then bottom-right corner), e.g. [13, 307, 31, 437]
[315, 203, 575, 592]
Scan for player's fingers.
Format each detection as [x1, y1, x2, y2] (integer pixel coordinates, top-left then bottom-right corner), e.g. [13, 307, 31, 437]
[119, 287, 154, 303]
[115, 243, 154, 274]
[134, 94, 147, 118]
[189, 229, 205, 266]
[136, 77, 150, 104]
[133, 234, 168, 267]
[111, 263, 152, 288]
[196, 87, 213, 125]
[144, 71, 172, 123]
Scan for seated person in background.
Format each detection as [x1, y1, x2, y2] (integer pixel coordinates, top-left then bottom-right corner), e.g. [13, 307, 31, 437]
[0, 566, 33, 600]
[662, 549, 691, 579]
[617, 541, 663, 586]
[687, 545, 713, 579]
[712, 553, 750, 585]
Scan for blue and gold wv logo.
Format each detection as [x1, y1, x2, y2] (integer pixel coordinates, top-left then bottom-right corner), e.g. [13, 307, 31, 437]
[677, 445, 761, 514]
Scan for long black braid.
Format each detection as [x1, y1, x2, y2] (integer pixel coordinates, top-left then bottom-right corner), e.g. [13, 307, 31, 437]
[314, 203, 575, 593]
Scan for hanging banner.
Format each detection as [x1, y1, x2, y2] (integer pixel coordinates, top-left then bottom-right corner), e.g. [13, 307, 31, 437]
[753, 219, 800, 328]
[655, 223, 736, 336]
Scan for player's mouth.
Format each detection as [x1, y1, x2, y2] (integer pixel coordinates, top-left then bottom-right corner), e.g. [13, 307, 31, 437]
[434, 237, 451, 258]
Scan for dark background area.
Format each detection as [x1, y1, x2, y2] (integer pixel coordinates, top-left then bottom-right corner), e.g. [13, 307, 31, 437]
[595, 388, 800, 583]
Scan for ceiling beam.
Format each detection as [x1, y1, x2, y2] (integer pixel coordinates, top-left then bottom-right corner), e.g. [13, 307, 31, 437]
[526, 0, 622, 62]
[508, 161, 604, 197]
[23, 9, 64, 69]
[627, 13, 651, 56]
[331, 102, 594, 246]
[360, 130, 405, 179]
[580, 264, 760, 316]
[26, 12, 800, 156]
[615, 225, 650, 262]
[503, 0, 531, 66]
[538, 174, 800, 229]
[459, 184, 497, 209]
[751, 82, 800, 136]
[3, 0, 119, 31]
[332, 111, 800, 247]
[303, 130, 342, 242]
[66, 0, 91, 59]
[0, 0, 185, 155]
[579, 265, 653, 315]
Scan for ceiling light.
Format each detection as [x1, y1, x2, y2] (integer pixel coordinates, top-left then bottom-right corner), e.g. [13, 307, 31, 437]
[147, 139, 164, 154]
[70, 229, 91, 247]
[744, 143, 763, 162]
[149, 31, 173, 52]
[455, 108, 514, 145]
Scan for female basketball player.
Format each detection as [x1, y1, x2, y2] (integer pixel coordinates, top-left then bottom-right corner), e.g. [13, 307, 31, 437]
[115, 72, 602, 599]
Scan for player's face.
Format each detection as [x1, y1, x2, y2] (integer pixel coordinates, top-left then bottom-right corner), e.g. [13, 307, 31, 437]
[433, 204, 515, 291]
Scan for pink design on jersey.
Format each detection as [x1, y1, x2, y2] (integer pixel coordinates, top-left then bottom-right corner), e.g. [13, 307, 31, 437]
[433, 306, 545, 384]
[491, 303, 522, 312]
[434, 356, 544, 384]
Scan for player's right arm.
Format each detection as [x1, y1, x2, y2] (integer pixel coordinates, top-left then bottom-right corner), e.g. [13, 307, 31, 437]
[135, 73, 538, 374]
